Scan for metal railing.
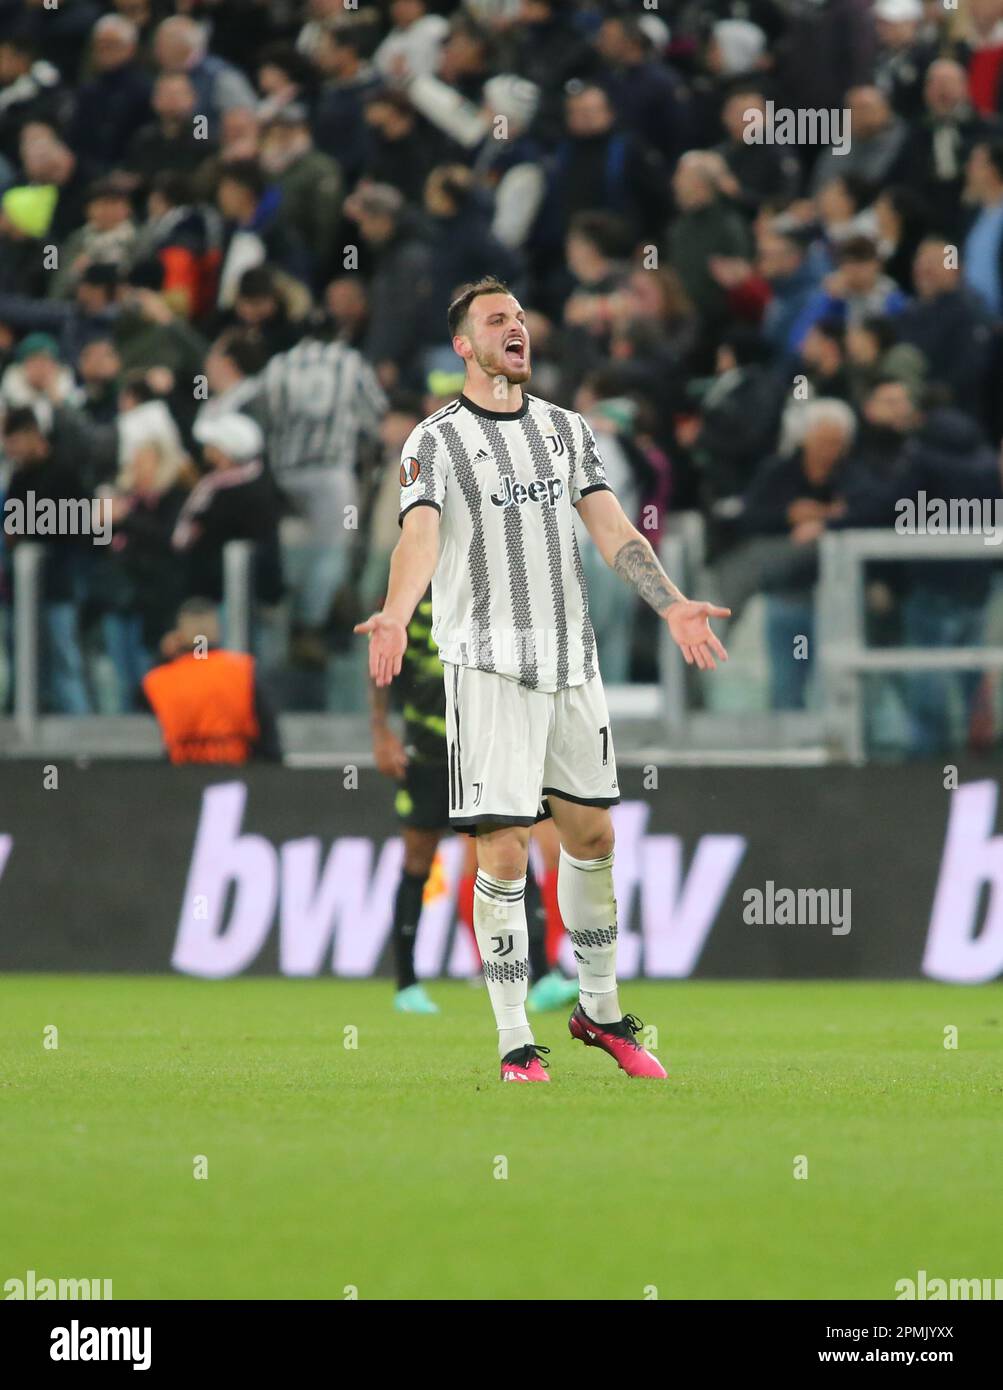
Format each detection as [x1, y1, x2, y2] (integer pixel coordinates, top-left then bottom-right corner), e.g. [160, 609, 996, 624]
[6, 525, 999, 763]
[818, 529, 1003, 762]
[6, 540, 254, 746]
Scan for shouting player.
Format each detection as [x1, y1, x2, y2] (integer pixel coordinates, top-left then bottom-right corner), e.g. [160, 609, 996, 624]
[356, 277, 729, 1083]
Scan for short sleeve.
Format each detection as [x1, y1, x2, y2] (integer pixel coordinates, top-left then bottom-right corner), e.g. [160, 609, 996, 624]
[571, 415, 613, 505]
[399, 427, 447, 526]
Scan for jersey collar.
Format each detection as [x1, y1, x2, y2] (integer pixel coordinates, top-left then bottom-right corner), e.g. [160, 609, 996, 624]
[459, 392, 530, 421]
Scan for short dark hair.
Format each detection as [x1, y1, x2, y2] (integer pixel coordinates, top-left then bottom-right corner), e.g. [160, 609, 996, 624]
[212, 328, 267, 377]
[150, 170, 194, 207]
[237, 265, 278, 301]
[838, 235, 881, 264]
[120, 369, 159, 404]
[447, 276, 513, 337]
[218, 159, 266, 200]
[808, 316, 846, 349]
[567, 210, 632, 259]
[831, 173, 876, 211]
[857, 315, 899, 352]
[3, 405, 43, 437]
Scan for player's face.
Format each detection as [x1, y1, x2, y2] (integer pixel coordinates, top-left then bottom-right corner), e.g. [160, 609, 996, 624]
[462, 295, 532, 384]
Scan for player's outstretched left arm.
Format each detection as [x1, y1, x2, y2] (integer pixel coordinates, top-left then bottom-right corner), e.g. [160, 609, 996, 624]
[576, 489, 730, 671]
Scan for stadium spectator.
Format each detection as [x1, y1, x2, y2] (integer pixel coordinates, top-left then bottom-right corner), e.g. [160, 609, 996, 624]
[873, 183, 933, 293]
[131, 172, 223, 324]
[733, 399, 865, 708]
[115, 260, 208, 379]
[2, 405, 92, 714]
[872, 0, 937, 120]
[343, 181, 433, 387]
[502, 0, 597, 141]
[75, 335, 123, 426]
[361, 88, 442, 204]
[800, 236, 910, 334]
[898, 404, 1002, 754]
[189, 107, 261, 203]
[68, 14, 151, 173]
[472, 75, 544, 254]
[0, 333, 78, 433]
[898, 59, 994, 242]
[259, 105, 343, 291]
[543, 81, 669, 255]
[669, 150, 754, 344]
[123, 73, 210, 188]
[254, 43, 317, 127]
[962, 138, 1003, 314]
[897, 236, 995, 420]
[374, 0, 450, 82]
[94, 434, 189, 711]
[810, 86, 909, 194]
[211, 264, 306, 359]
[714, 90, 802, 214]
[310, 23, 383, 189]
[173, 413, 282, 609]
[323, 274, 370, 349]
[18, 123, 89, 243]
[153, 16, 257, 136]
[46, 176, 137, 301]
[0, 32, 66, 167]
[214, 159, 311, 299]
[595, 12, 689, 167]
[845, 314, 927, 405]
[195, 329, 268, 433]
[423, 164, 522, 350]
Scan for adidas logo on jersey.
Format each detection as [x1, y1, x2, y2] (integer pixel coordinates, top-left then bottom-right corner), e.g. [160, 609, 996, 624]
[489, 475, 564, 509]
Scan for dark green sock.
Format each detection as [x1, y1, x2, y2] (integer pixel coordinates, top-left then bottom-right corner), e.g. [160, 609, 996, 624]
[392, 871, 425, 990]
[525, 872, 548, 981]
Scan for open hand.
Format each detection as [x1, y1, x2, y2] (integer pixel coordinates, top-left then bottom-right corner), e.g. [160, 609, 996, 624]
[666, 600, 731, 671]
[354, 612, 407, 686]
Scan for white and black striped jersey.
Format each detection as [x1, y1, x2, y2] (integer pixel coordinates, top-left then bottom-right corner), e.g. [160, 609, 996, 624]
[398, 392, 612, 692]
[258, 337, 387, 475]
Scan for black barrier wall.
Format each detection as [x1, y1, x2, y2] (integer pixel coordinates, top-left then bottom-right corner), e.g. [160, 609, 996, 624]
[1, 761, 1001, 981]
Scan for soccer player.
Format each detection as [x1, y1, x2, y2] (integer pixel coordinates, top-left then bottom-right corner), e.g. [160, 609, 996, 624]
[356, 277, 729, 1082]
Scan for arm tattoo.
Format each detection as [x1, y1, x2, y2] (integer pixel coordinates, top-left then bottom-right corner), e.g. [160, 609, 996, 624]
[612, 538, 681, 615]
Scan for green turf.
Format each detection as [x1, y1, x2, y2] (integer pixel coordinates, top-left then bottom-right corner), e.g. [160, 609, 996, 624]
[1, 976, 1001, 1300]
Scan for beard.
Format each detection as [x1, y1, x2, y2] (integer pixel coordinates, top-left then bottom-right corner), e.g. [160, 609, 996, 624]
[473, 345, 532, 385]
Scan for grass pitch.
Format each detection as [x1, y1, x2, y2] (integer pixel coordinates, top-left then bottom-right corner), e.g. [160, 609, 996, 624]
[1, 976, 1001, 1300]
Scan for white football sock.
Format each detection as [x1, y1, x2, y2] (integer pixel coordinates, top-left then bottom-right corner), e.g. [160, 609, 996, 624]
[473, 869, 534, 1058]
[558, 847, 621, 1024]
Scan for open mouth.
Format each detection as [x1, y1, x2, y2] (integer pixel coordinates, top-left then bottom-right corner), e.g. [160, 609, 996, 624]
[504, 336, 526, 367]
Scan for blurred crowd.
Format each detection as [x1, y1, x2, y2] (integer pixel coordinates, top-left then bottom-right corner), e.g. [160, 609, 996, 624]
[0, 0, 1002, 754]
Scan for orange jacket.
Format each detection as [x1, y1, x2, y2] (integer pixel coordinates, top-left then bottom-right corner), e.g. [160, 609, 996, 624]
[143, 649, 260, 765]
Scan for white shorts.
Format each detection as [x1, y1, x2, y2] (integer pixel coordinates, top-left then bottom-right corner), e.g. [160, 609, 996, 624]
[442, 663, 620, 832]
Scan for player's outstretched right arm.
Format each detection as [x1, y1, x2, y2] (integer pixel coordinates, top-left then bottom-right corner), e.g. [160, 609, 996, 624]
[354, 505, 440, 687]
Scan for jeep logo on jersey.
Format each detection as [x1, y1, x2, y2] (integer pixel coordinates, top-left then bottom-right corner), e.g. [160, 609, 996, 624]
[489, 476, 564, 508]
[400, 457, 420, 487]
